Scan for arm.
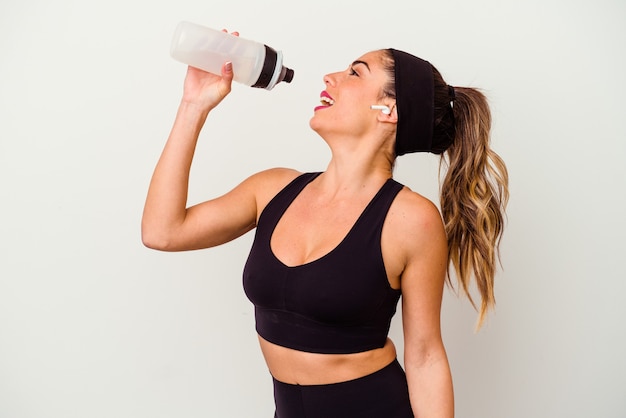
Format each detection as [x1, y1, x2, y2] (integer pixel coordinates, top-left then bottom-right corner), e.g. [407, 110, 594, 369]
[394, 192, 454, 416]
[142, 56, 284, 251]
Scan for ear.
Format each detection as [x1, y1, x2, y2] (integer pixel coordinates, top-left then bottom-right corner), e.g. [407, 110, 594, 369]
[377, 104, 398, 123]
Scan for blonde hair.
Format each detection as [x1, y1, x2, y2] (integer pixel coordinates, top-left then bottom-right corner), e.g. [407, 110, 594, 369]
[438, 82, 509, 329]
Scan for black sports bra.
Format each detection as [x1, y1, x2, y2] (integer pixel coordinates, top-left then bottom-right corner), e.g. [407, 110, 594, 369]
[243, 172, 404, 354]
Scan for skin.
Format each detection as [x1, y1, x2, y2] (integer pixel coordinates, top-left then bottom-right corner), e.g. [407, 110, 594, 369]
[142, 44, 453, 416]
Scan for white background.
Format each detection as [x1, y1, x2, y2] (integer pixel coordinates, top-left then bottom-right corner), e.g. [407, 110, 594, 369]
[1, 0, 625, 417]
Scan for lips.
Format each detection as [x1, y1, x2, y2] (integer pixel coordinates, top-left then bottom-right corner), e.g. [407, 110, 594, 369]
[314, 91, 335, 112]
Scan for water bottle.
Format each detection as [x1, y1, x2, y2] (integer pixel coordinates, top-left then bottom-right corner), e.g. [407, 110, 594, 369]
[170, 21, 294, 90]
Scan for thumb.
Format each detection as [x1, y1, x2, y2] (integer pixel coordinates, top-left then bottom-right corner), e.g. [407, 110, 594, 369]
[222, 61, 234, 82]
[215, 61, 234, 99]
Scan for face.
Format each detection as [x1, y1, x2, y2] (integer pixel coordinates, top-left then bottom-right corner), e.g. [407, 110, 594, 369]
[309, 50, 394, 139]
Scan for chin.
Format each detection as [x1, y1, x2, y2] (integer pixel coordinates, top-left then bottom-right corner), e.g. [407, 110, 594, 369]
[309, 115, 321, 133]
[309, 112, 336, 141]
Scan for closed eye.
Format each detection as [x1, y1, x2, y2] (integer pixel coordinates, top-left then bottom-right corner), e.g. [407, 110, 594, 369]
[351, 60, 370, 74]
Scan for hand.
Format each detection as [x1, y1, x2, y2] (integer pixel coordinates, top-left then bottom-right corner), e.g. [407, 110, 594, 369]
[181, 30, 239, 111]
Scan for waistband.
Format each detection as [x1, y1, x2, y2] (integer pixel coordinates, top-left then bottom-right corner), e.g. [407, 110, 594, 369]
[271, 358, 413, 417]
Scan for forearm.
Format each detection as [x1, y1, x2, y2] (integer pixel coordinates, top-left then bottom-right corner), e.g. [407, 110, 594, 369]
[405, 352, 454, 417]
[141, 101, 210, 248]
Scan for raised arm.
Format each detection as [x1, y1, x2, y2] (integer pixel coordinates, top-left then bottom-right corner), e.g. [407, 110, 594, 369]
[142, 55, 301, 252]
[141, 61, 251, 251]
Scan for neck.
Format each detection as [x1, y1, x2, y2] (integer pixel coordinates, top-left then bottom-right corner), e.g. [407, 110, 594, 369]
[317, 136, 395, 195]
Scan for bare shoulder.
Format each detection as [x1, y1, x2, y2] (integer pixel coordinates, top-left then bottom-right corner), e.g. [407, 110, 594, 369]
[388, 186, 444, 233]
[244, 167, 303, 216]
[247, 167, 302, 185]
[386, 185, 447, 260]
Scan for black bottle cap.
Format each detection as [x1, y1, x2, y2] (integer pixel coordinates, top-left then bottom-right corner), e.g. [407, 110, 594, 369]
[281, 67, 294, 83]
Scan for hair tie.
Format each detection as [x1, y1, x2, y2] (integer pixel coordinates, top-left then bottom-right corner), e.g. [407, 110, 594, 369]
[448, 85, 456, 101]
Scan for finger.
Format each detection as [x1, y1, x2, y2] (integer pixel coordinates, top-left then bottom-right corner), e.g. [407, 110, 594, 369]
[221, 61, 234, 81]
[219, 28, 239, 37]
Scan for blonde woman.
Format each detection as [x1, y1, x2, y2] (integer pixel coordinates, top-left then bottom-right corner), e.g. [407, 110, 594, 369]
[142, 45, 508, 417]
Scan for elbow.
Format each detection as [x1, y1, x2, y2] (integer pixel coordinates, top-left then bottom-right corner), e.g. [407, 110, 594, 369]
[141, 223, 175, 251]
[142, 235, 166, 251]
[141, 232, 169, 251]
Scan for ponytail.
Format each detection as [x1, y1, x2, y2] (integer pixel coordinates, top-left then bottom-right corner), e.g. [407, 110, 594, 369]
[434, 72, 509, 328]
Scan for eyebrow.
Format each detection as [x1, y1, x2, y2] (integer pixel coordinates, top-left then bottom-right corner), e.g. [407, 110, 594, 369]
[351, 60, 371, 72]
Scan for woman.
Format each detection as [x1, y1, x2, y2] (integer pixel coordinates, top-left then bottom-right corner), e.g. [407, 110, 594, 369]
[142, 44, 508, 417]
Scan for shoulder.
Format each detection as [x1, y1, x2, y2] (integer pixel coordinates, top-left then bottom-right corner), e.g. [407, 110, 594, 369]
[386, 185, 447, 263]
[246, 167, 302, 187]
[388, 185, 445, 235]
[243, 167, 303, 216]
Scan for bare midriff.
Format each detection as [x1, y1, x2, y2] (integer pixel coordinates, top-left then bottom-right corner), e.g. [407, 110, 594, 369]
[258, 335, 397, 385]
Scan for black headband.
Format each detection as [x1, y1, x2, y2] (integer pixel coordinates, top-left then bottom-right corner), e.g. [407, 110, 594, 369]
[390, 49, 454, 156]
[390, 49, 433, 156]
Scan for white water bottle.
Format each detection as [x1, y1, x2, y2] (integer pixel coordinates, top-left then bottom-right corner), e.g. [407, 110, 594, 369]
[170, 21, 294, 90]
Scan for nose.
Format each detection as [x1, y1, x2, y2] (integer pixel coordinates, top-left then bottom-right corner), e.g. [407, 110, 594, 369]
[323, 72, 336, 86]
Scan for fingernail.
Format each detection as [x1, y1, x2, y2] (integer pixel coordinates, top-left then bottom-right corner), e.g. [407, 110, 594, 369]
[225, 62, 232, 72]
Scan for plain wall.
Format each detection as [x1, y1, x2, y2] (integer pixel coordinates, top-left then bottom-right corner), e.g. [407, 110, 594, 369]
[1, 0, 625, 416]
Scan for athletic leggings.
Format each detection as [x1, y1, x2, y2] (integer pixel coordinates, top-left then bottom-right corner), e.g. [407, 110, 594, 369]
[272, 358, 414, 417]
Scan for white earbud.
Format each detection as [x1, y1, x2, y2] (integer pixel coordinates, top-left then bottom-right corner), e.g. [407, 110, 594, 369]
[370, 105, 391, 115]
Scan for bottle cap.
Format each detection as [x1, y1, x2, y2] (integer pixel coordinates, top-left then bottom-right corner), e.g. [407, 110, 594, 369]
[281, 67, 294, 83]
